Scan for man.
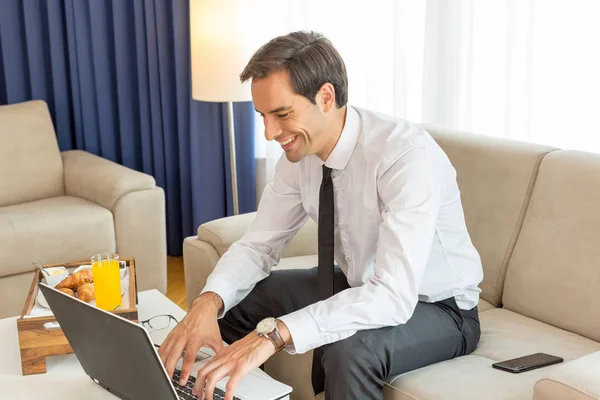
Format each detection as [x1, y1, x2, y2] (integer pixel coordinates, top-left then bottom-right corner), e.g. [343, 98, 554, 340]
[159, 31, 483, 400]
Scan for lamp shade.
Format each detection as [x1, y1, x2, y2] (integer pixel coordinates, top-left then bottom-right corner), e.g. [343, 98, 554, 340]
[190, 0, 259, 102]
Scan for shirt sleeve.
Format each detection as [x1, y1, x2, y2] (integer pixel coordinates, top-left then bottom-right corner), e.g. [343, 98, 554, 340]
[201, 155, 309, 317]
[279, 146, 443, 354]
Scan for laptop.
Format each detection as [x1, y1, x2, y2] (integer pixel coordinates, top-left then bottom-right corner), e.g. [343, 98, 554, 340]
[38, 283, 292, 400]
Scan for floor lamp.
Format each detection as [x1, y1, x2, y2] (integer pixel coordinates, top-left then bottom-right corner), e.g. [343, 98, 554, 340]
[190, 0, 256, 215]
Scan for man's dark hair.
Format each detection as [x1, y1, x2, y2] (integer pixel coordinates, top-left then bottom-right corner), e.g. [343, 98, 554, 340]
[240, 31, 348, 108]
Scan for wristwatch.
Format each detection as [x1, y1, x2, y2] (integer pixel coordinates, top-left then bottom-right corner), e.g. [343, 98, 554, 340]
[256, 317, 286, 352]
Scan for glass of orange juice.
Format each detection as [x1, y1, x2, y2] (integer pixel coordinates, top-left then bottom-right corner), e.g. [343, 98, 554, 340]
[91, 253, 121, 311]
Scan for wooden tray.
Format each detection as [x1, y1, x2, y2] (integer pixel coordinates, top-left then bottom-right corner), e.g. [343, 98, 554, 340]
[16, 258, 138, 375]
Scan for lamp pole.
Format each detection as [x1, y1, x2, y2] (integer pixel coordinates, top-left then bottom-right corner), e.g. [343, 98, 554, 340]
[190, 0, 265, 216]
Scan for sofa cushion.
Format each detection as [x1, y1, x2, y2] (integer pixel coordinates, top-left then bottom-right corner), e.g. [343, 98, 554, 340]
[423, 124, 555, 307]
[473, 308, 600, 362]
[503, 150, 600, 342]
[0, 100, 64, 207]
[0, 196, 116, 277]
[478, 298, 495, 313]
[387, 308, 600, 400]
[387, 355, 555, 400]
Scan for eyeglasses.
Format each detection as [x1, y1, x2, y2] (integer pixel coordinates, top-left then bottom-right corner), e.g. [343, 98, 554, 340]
[140, 314, 179, 331]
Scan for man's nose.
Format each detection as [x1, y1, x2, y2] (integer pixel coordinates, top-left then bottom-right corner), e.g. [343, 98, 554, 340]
[264, 118, 282, 141]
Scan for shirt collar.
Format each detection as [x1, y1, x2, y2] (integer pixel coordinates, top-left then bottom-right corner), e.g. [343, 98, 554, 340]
[323, 106, 360, 171]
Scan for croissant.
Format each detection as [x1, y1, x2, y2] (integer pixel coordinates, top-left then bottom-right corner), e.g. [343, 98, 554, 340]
[77, 283, 95, 302]
[55, 270, 93, 289]
[58, 288, 75, 297]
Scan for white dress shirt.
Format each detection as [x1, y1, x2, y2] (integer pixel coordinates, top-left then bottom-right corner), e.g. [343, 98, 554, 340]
[202, 106, 483, 354]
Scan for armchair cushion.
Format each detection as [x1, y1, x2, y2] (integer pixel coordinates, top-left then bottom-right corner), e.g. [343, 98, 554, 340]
[62, 150, 156, 211]
[0, 100, 64, 207]
[0, 196, 115, 276]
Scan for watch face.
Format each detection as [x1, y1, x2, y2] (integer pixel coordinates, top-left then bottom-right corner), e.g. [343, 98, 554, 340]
[256, 317, 277, 335]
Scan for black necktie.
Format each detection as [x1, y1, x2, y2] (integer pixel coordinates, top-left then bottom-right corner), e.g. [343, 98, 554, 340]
[317, 165, 335, 300]
[312, 165, 335, 395]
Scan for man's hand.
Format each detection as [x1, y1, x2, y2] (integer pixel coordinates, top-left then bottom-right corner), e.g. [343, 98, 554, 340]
[193, 320, 292, 400]
[193, 332, 274, 400]
[158, 292, 224, 386]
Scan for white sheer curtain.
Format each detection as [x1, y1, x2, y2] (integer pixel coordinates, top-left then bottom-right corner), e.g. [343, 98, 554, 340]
[252, 0, 600, 201]
[423, 0, 600, 147]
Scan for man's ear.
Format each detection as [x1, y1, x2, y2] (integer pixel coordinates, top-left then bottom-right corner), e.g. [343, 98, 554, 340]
[317, 83, 336, 112]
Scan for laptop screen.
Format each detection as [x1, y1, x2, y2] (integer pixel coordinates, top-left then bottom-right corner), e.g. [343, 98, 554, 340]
[39, 283, 178, 400]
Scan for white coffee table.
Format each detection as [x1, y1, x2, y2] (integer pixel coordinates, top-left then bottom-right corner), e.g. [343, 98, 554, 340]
[0, 290, 288, 399]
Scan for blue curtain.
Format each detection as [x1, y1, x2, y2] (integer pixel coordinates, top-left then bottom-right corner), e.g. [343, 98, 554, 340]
[0, 0, 256, 256]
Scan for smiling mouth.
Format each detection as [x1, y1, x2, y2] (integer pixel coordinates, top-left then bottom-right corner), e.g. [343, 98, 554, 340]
[279, 136, 297, 146]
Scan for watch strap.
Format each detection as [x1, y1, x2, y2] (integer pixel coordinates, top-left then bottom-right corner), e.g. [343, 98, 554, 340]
[266, 327, 286, 352]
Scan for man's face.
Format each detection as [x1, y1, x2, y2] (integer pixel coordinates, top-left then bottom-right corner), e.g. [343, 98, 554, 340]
[251, 71, 326, 163]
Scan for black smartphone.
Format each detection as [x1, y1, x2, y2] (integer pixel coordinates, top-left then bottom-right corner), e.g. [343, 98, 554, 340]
[492, 353, 563, 373]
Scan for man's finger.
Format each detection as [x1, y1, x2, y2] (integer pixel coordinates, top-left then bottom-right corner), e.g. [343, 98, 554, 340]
[225, 371, 242, 400]
[194, 356, 225, 397]
[193, 361, 213, 397]
[165, 341, 186, 378]
[179, 342, 200, 385]
[204, 364, 230, 400]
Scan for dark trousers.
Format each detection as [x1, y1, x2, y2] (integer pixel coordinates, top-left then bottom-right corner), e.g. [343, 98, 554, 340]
[218, 267, 481, 400]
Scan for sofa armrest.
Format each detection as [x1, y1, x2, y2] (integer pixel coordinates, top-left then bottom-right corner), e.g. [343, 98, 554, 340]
[533, 351, 600, 400]
[62, 150, 156, 210]
[197, 212, 317, 257]
[198, 213, 257, 255]
[183, 236, 221, 308]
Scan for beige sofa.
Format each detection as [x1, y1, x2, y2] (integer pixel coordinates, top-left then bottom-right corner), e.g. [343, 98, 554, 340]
[0, 100, 167, 318]
[183, 124, 600, 400]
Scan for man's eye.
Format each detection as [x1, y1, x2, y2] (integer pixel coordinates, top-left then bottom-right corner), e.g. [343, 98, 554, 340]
[277, 113, 290, 119]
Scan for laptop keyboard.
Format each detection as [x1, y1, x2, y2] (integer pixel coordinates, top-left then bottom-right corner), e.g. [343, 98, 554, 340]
[172, 369, 241, 400]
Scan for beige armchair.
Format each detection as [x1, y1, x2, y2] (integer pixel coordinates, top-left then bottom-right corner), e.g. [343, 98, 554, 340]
[0, 100, 167, 318]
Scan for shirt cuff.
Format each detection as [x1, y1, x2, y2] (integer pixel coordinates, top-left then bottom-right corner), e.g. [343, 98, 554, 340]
[278, 308, 321, 354]
[200, 277, 238, 319]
